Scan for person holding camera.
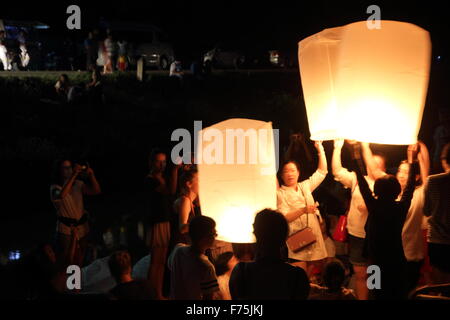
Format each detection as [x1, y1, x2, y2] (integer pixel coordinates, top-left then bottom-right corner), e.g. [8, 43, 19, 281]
[50, 160, 101, 267]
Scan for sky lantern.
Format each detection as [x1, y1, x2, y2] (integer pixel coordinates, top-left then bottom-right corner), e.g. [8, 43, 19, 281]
[196, 119, 278, 243]
[299, 21, 431, 144]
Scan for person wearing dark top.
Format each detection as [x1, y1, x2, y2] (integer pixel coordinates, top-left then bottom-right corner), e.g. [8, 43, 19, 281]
[230, 209, 310, 300]
[144, 149, 174, 300]
[108, 250, 155, 300]
[349, 141, 418, 300]
[172, 168, 201, 245]
[86, 69, 104, 107]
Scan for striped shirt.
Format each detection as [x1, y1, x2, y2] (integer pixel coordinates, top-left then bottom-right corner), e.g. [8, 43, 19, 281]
[423, 172, 450, 245]
[168, 244, 219, 299]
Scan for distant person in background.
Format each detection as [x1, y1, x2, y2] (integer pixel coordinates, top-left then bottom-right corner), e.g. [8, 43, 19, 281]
[104, 32, 117, 74]
[54, 74, 83, 104]
[17, 30, 30, 69]
[84, 32, 97, 71]
[117, 38, 128, 71]
[214, 252, 239, 300]
[63, 37, 76, 71]
[50, 159, 101, 267]
[86, 69, 104, 106]
[230, 209, 310, 300]
[169, 59, 183, 79]
[108, 250, 155, 300]
[309, 259, 356, 300]
[424, 142, 450, 284]
[55, 74, 71, 102]
[0, 30, 10, 70]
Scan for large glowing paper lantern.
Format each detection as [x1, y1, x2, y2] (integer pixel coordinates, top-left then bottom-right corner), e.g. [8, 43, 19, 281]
[299, 21, 431, 144]
[196, 119, 278, 243]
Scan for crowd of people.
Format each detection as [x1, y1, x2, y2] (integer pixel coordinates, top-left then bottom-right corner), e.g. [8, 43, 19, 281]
[0, 29, 30, 71]
[4, 133, 448, 301]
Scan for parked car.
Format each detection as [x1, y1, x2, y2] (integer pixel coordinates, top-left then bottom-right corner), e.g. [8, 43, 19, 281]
[203, 43, 246, 70]
[107, 22, 174, 70]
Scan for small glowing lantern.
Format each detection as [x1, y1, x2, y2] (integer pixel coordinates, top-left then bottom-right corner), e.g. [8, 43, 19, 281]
[299, 21, 431, 144]
[196, 119, 278, 243]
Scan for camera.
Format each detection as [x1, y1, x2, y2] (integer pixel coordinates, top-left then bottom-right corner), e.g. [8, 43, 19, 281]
[76, 161, 90, 181]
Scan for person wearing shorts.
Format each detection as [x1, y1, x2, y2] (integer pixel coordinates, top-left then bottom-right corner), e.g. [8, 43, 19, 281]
[144, 150, 173, 299]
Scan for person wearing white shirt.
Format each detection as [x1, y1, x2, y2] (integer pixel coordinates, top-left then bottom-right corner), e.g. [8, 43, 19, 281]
[277, 140, 328, 277]
[332, 139, 387, 300]
[398, 141, 430, 292]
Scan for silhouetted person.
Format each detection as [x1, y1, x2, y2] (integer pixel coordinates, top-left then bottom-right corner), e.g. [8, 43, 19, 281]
[108, 250, 155, 300]
[309, 259, 356, 300]
[214, 252, 239, 300]
[424, 142, 450, 284]
[349, 142, 418, 300]
[84, 32, 97, 71]
[86, 69, 104, 108]
[230, 209, 310, 300]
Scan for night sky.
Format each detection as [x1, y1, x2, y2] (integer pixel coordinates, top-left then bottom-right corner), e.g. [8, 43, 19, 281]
[3, 0, 450, 58]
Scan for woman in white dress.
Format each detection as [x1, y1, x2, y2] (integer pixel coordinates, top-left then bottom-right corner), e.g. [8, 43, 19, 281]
[277, 141, 328, 276]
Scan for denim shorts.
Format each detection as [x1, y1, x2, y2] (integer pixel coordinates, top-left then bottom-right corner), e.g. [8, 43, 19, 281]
[348, 234, 369, 266]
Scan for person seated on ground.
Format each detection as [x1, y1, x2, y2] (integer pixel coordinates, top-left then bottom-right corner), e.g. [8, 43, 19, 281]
[309, 259, 356, 300]
[86, 69, 104, 105]
[349, 141, 418, 300]
[55, 74, 71, 101]
[424, 142, 450, 285]
[54, 74, 83, 103]
[108, 250, 156, 300]
[229, 209, 310, 300]
[214, 252, 239, 300]
[167, 216, 221, 300]
[27, 237, 78, 299]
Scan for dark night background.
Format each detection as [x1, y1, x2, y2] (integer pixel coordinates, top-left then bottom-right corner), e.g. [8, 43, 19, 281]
[3, 0, 450, 61]
[1, 0, 449, 256]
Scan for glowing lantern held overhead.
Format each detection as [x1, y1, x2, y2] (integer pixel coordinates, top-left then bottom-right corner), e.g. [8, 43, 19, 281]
[196, 119, 278, 243]
[299, 21, 431, 145]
